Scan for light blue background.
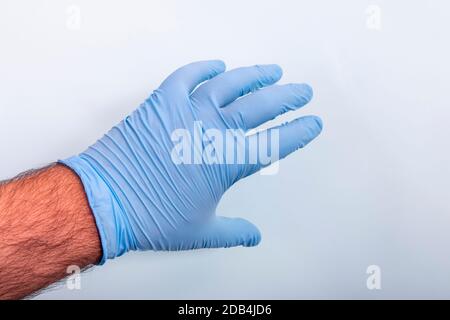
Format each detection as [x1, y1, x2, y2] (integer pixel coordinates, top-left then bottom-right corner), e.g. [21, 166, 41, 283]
[1, 0, 449, 299]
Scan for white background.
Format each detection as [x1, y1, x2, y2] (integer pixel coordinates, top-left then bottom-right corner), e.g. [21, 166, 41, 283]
[1, 0, 449, 299]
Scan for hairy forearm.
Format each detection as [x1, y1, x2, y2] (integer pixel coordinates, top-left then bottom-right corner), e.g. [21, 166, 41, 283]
[0, 164, 101, 299]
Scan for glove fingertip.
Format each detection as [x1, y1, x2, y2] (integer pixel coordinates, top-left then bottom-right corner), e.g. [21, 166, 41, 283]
[310, 115, 323, 132]
[243, 231, 262, 247]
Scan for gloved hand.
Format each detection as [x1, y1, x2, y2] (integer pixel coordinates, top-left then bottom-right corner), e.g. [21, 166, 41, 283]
[60, 60, 323, 264]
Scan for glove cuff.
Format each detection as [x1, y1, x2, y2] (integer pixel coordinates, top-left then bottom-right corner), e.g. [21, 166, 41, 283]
[58, 156, 134, 264]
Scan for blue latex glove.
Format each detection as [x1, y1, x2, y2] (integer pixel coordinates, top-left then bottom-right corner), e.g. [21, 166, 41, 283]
[60, 60, 322, 264]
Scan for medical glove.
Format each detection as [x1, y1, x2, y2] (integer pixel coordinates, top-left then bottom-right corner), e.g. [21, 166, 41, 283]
[60, 60, 323, 264]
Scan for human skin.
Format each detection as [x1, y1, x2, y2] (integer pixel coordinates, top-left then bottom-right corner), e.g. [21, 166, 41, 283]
[0, 164, 101, 299]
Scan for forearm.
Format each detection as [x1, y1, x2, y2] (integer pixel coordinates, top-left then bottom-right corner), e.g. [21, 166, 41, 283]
[0, 164, 101, 299]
